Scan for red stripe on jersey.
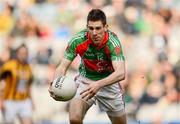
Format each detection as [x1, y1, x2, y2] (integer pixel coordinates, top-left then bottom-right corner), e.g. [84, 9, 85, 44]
[75, 40, 91, 57]
[84, 59, 98, 71]
[84, 59, 114, 73]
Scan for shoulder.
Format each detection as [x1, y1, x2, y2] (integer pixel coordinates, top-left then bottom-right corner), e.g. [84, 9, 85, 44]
[107, 30, 121, 47]
[1, 60, 17, 70]
[69, 29, 87, 44]
[108, 30, 118, 38]
[4, 60, 17, 66]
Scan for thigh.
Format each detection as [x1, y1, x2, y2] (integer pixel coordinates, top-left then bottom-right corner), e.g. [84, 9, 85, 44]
[18, 99, 33, 118]
[108, 113, 127, 124]
[69, 75, 95, 122]
[69, 98, 90, 120]
[4, 100, 17, 123]
[18, 99, 33, 124]
[97, 83, 125, 112]
[19, 117, 33, 124]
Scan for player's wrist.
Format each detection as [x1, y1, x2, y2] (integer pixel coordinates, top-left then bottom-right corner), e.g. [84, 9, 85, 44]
[96, 81, 104, 89]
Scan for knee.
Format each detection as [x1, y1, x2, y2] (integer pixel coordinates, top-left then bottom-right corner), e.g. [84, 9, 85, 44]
[69, 116, 82, 124]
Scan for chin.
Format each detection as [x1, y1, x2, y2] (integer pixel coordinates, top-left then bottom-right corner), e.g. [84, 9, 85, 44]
[94, 41, 100, 44]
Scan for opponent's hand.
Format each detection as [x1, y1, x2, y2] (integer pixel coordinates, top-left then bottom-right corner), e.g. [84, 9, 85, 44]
[80, 82, 101, 101]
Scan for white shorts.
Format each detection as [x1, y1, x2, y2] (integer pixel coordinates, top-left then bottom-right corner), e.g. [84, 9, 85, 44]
[74, 75, 125, 117]
[3, 99, 33, 123]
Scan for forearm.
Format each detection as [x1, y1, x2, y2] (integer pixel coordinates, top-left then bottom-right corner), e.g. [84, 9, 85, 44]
[97, 61, 125, 88]
[54, 64, 67, 77]
[54, 58, 72, 78]
[97, 69, 125, 88]
[80, 67, 125, 101]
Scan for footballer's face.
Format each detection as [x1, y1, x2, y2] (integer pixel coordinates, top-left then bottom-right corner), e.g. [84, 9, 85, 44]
[17, 47, 28, 64]
[87, 20, 107, 45]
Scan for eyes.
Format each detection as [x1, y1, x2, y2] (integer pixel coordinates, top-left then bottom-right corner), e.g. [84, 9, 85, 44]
[87, 26, 103, 31]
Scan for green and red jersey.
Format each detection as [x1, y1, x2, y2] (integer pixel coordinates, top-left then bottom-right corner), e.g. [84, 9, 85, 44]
[64, 29, 125, 80]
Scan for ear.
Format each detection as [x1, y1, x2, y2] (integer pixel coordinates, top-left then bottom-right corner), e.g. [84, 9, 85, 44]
[104, 24, 108, 31]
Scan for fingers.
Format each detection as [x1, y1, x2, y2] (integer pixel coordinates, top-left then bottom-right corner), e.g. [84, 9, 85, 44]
[80, 88, 95, 101]
[48, 86, 56, 98]
[80, 87, 89, 95]
[48, 81, 61, 101]
[50, 81, 53, 86]
[49, 90, 55, 98]
[49, 91, 59, 100]
[80, 88, 90, 100]
[48, 87, 53, 94]
[48, 81, 54, 94]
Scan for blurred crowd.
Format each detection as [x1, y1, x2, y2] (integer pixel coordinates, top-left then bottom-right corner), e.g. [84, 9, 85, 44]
[0, 0, 179, 123]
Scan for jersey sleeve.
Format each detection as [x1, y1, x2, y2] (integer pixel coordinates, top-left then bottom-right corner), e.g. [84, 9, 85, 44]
[109, 34, 125, 61]
[64, 30, 87, 61]
[64, 38, 77, 61]
[0, 61, 14, 79]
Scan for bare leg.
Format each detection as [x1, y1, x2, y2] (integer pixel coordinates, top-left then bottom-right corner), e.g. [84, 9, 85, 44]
[19, 116, 33, 124]
[108, 114, 127, 124]
[69, 99, 90, 124]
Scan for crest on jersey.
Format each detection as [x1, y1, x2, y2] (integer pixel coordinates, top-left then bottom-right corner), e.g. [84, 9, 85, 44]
[114, 46, 121, 55]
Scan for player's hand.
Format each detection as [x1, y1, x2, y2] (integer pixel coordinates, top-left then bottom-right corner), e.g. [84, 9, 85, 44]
[48, 88, 61, 101]
[48, 82, 54, 97]
[80, 82, 101, 101]
[48, 82, 56, 99]
[48, 82, 60, 101]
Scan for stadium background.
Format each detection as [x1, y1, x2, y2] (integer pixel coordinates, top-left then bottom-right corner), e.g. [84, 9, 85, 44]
[0, 0, 179, 123]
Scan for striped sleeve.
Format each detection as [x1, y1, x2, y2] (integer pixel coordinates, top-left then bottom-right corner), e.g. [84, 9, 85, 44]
[64, 38, 77, 61]
[64, 31, 86, 61]
[108, 34, 125, 61]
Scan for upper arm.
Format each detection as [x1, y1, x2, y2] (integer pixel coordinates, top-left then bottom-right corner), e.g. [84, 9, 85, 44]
[109, 35, 125, 78]
[112, 60, 125, 74]
[0, 61, 13, 79]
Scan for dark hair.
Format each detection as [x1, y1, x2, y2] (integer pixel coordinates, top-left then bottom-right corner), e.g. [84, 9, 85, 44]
[16, 43, 28, 53]
[87, 9, 107, 26]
